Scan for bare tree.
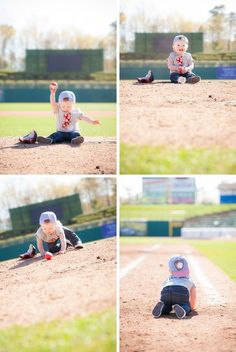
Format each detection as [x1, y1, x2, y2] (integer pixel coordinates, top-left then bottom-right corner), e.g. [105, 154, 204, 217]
[0, 25, 16, 68]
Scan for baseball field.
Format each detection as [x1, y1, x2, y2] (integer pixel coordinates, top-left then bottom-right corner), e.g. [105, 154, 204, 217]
[120, 236, 236, 352]
[120, 80, 236, 174]
[0, 103, 116, 174]
[0, 237, 116, 352]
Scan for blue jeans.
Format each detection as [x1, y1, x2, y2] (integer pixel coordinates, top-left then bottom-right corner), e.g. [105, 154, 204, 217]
[160, 285, 191, 315]
[170, 71, 196, 83]
[47, 131, 81, 143]
[45, 227, 82, 253]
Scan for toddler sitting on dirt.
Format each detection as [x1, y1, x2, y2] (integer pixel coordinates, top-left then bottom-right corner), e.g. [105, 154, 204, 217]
[152, 255, 196, 319]
[167, 35, 201, 84]
[20, 211, 83, 259]
[19, 82, 100, 145]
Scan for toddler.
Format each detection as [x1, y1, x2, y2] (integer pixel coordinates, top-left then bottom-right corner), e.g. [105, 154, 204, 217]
[152, 255, 196, 319]
[167, 35, 201, 84]
[19, 82, 100, 145]
[20, 211, 83, 259]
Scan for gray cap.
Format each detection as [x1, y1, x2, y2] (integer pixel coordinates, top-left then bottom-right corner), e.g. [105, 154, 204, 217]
[58, 90, 76, 103]
[173, 35, 189, 45]
[39, 211, 57, 225]
[168, 255, 189, 278]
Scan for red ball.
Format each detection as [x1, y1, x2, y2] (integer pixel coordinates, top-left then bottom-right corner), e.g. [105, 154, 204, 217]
[45, 252, 53, 260]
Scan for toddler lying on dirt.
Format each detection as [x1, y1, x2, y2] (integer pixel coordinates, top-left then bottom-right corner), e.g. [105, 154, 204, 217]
[152, 255, 196, 319]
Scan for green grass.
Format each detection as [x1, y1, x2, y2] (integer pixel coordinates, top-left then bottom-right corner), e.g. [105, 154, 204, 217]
[0, 103, 116, 137]
[0, 103, 115, 111]
[120, 236, 181, 245]
[120, 144, 236, 174]
[120, 236, 236, 282]
[191, 241, 236, 283]
[120, 204, 236, 221]
[0, 308, 116, 352]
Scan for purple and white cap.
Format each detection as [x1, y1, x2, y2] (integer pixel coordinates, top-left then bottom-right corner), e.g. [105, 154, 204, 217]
[168, 255, 189, 278]
[39, 211, 57, 225]
[173, 35, 189, 45]
[58, 90, 76, 103]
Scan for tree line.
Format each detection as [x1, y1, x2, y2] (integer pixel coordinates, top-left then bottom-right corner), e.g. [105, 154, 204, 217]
[0, 177, 116, 230]
[120, 5, 236, 52]
[0, 22, 116, 71]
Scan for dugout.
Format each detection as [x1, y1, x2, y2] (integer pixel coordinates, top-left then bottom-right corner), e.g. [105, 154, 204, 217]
[9, 194, 82, 234]
[120, 220, 183, 237]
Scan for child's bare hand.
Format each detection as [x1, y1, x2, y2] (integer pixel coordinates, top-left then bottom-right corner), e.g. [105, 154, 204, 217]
[49, 82, 58, 92]
[92, 120, 100, 125]
[57, 250, 66, 255]
[178, 67, 188, 74]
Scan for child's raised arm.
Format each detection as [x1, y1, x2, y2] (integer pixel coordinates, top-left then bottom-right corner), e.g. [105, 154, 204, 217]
[49, 82, 58, 113]
[190, 287, 196, 309]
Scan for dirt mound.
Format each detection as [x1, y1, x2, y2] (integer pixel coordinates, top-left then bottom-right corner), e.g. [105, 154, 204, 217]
[0, 137, 116, 174]
[0, 237, 116, 328]
[120, 80, 236, 148]
[120, 242, 236, 352]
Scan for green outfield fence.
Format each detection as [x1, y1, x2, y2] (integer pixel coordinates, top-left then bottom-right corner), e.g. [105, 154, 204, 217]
[135, 32, 203, 54]
[0, 84, 116, 102]
[0, 220, 116, 262]
[120, 63, 236, 80]
[120, 220, 183, 237]
[10, 194, 83, 235]
[26, 49, 104, 77]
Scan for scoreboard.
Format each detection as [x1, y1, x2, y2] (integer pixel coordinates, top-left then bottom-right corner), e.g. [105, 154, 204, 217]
[143, 177, 196, 204]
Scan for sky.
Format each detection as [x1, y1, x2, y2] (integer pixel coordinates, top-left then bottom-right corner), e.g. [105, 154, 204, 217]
[119, 176, 236, 203]
[120, 0, 236, 23]
[1, 0, 116, 37]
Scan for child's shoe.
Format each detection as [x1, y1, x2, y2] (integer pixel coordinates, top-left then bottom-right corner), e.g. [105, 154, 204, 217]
[19, 130, 37, 144]
[186, 75, 201, 84]
[37, 136, 52, 144]
[19, 244, 36, 259]
[137, 70, 154, 83]
[74, 240, 84, 249]
[178, 76, 186, 84]
[152, 301, 164, 317]
[173, 304, 186, 319]
[71, 136, 84, 145]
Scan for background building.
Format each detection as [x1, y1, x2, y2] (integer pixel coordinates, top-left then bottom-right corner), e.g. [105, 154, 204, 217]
[142, 177, 196, 204]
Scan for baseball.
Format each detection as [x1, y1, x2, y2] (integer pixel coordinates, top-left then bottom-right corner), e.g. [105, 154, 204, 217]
[50, 82, 58, 91]
[45, 251, 53, 260]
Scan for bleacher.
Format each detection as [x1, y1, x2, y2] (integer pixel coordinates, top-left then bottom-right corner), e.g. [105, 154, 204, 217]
[184, 210, 236, 228]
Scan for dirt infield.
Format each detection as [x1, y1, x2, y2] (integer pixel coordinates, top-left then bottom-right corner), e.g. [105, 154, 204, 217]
[120, 80, 236, 148]
[0, 137, 116, 174]
[120, 241, 236, 352]
[0, 237, 116, 328]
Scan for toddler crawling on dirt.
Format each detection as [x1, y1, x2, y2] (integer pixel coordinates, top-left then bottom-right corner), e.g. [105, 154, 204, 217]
[152, 255, 196, 319]
[19, 82, 100, 145]
[20, 211, 83, 259]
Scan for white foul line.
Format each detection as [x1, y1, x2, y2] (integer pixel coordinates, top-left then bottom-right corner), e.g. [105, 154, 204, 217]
[120, 244, 160, 279]
[120, 255, 146, 279]
[187, 255, 224, 305]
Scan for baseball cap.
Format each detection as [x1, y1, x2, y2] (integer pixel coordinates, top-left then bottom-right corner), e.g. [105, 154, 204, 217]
[39, 211, 57, 225]
[58, 90, 76, 103]
[168, 255, 189, 278]
[173, 35, 189, 45]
